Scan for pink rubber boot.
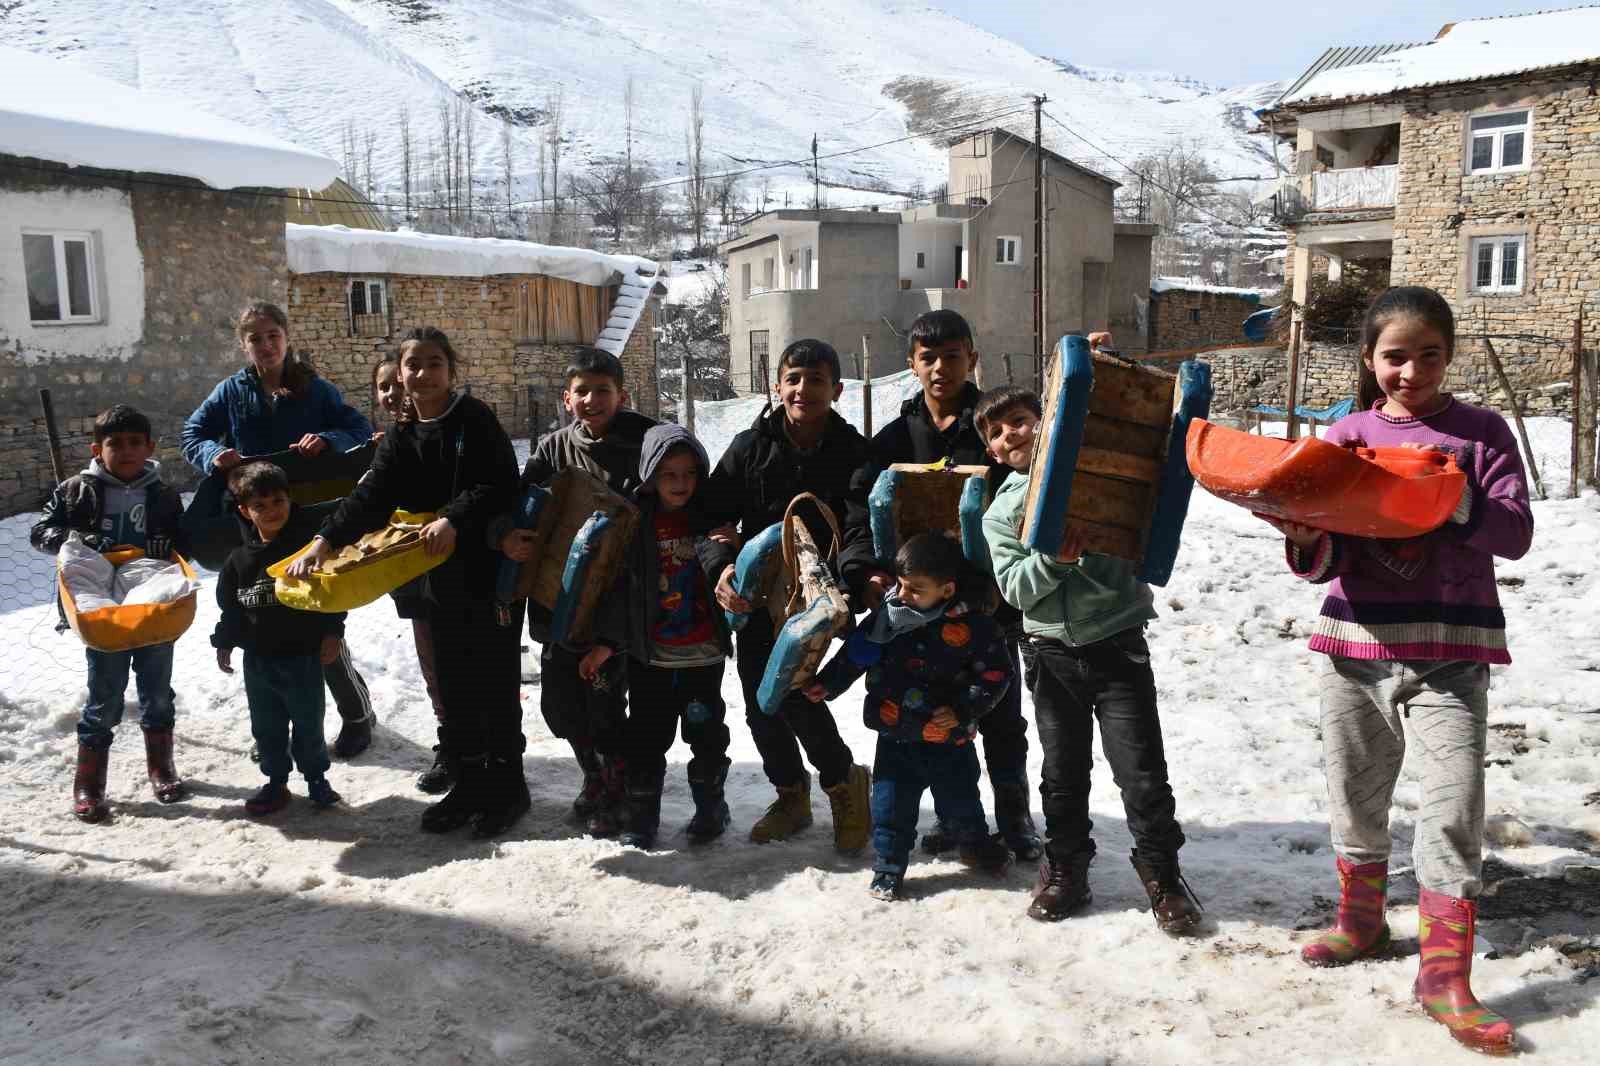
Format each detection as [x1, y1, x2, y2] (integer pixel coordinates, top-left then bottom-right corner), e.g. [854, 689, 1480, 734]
[1414, 887, 1517, 1056]
[1301, 856, 1391, 967]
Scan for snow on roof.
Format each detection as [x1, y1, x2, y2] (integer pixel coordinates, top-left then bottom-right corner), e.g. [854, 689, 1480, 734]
[0, 46, 336, 190]
[1281, 7, 1600, 106]
[1150, 277, 1270, 301]
[286, 224, 658, 287]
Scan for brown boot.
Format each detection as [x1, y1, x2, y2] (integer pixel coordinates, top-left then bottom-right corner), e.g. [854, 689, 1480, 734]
[749, 774, 814, 843]
[1028, 849, 1094, 922]
[142, 728, 186, 803]
[72, 744, 110, 823]
[823, 764, 872, 853]
[1130, 849, 1203, 936]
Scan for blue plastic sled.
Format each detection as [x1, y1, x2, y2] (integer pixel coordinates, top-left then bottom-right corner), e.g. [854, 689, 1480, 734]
[724, 522, 783, 632]
[495, 483, 553, 602]
[869, 466, 992, 571]
[755, 594, 838, 714]
[1020, 335, 1094, 558]
[1138, 359, 1211, 586]
[548, 510, 615, 646]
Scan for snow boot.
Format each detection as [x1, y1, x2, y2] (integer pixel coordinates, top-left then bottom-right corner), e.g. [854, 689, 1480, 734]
[72, 743, 110, 823]
[919, 820, 956, 855]
[992, 779, 1043, 861]
[619, 782, 663, 849]
[1302, 857, 1391, 967]
[421, 755, 488, 833]
[1130, 848, 1203, 936]
[958, 833, 1016, 876]
[331, 710, 376, 759]
[570, 742, 605, 819]
[1028, 849, 1094, 922]
[1414, 888, 1517, 1055]
[245, 779, 291, 816]
[685, 761, 731, 842]
[306, 778, 342, 808]
[823, 764, 872, 853]
[473, 755, 532, 839]
[585, 755, 627, 838]
[749, 773, 813, 843]
[416, 745, 458, 795]
[142, 727, 186, 804]
[869, 871, 904, 901]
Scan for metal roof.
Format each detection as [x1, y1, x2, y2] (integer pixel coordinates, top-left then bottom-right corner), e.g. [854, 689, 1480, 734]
[1275, 44, 1425, 106]
[283, 178, 392, 232]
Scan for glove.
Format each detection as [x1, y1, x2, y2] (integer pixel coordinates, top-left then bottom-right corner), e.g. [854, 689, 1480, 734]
[145, 535, 173, 561]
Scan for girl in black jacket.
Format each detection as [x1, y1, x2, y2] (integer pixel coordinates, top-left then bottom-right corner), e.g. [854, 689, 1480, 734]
[287, 327, 525, 838]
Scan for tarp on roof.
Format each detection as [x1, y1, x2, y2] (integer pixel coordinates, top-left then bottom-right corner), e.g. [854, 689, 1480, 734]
[286, 224, 658, 287]
[1282, 8, 1600, 106]
[0, 45, 336, 190]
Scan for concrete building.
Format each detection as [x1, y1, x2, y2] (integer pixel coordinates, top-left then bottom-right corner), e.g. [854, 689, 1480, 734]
[1260, 8, 1600, 413]
[721, 129, 1156, 392]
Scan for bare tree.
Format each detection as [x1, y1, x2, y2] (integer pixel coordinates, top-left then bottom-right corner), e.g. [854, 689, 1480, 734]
[398, 103, 414, 219]
[685, 82, 707, 251]
[546, 85, 565, 243]
[462, 99, 477, 234]
[361, 128, 377, 209]
[1128, 142, 1220, 277]
[499, 119, 515, 218]
[577, 156, 648, 244]
[340, 119, 359, 191]
[436, 97, 456, 222]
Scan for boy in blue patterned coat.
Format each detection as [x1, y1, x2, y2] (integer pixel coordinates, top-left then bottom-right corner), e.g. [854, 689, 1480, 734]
[804, 532, 1013, 900]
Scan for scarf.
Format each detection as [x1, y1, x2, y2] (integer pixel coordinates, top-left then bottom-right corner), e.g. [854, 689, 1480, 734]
[865, 589, 949, 644]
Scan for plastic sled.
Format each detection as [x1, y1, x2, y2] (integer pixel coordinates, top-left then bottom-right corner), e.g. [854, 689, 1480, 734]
[511, 468, 637, 625]
[754, 505, 851, 713]
[495, 483, 553, 602]
[868, 463, 991, 571]
[548, 509, 620, 646]
[261, 439, 378, 506]
[1184, 419, 1467, 538]
[1138, 359, 1211, 586]
[269, 510, 447, 613]
[725, 522, 783, 632]
[59, 547, 198, 653]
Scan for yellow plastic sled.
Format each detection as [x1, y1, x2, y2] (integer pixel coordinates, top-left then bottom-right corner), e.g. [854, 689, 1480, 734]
[269, 510, 448, 613]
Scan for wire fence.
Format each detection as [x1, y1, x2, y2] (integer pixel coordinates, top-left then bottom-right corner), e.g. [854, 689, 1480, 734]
[0, 509, 87, 719]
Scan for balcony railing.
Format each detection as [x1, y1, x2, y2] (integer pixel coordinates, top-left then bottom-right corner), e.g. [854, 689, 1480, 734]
[1311, 164, 1398, 211]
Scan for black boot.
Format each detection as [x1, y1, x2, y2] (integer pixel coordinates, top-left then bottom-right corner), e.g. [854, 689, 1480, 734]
[570, 742, 605, 819]
[474, 754, 532, 839]
[416, 745, 458, 795]
[585, 755, 626, 838]
[420, 755, 487, 833]
[1130, 849, 1204, 936]
[992, 778, 1043, 861]
[619, 782, 662, 849]
[1028, 849, 1094, 922]
[332, 711, 376, 759]
[685, 761, 731, 842]
[920, 820, 955, 855]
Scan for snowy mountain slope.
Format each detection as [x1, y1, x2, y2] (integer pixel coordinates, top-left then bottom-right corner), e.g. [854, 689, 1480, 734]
[0, 0, 1280, 211]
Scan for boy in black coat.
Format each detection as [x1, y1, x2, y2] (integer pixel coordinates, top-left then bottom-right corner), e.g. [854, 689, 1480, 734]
[840, 309, 1041, 860]
[31, 404, 187, 821]
[213, 462, 345, 816]
[705, 339, 873, 852]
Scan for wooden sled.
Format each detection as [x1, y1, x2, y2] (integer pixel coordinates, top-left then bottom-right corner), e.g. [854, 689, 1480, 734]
[869, 462, 993, 571]
[1185, 419, 1466, 539]
[753, 494, 852, 714]
[269, 510, 449, 613]
[505, 467, 639, 645]
[59, 547, 198, 653]
[1021, 335, 1211, 587]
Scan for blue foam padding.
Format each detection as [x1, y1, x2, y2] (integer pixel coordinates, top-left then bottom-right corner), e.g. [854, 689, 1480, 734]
[868, 468, 903, 562]
[726, 522, 782, 631]
[1021, 335, 1093, 555]
[495, 483, 552, 602]
[756, 595, 836, 714]
[549, 509, 611, 645]
[958, 473, 991, 571]
[1137, 359, 1213, 587]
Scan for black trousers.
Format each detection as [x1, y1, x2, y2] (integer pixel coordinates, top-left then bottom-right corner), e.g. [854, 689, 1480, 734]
[430, 599, 526, 759]
[540, 642, 629, 758]
[624, 660, 730, 789]
[1025, 628, 1185, 864]
[736, 609, 854, 791]
[321, 639, 372, 724]
[974, 638, 1028, 785]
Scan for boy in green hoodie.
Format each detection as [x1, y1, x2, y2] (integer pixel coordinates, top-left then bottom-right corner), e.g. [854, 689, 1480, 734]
[978, 373, 1202, 936]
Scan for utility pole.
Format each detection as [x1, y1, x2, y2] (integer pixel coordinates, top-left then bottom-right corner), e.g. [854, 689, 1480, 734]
[1031, 94, 1047, 362]
[812, 132, 820, 214]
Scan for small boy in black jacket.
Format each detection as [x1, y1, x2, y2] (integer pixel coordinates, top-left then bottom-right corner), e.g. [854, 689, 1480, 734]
[30, 404, 186, 822]
[497, 347, 658, 835]
[591, 424, 736, 847]
[213, 462, 344, 815]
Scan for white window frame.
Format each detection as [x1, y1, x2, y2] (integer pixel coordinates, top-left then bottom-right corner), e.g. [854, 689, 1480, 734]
[994, 236, 1020, 265]
[1466, 108, 1531, 175]
[1469, 235, 1525, 294]
[349, 277, 388, 317]
[22, 228, 100, 325]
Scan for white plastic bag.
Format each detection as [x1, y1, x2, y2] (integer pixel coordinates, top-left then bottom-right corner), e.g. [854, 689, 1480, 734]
[58, 537, 117, 612]
[112, 556, 198, 605]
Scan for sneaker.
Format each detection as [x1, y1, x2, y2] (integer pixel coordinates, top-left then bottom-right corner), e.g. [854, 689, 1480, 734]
[246, 781, 291, 816]
[958, 834, 1015, 877]
[749, 773, 813, 844]
[869, 872, 904, 902]
[1028, 851, 1094, 922]
[1130, 848, 1204, 936]
[823, 764, 872, 853]
[306, 778, 342, 808]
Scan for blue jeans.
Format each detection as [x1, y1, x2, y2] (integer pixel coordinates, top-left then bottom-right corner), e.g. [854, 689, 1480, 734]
[243, 652, 330, 783]
[870, 736, 988, 877]
[80, 643, 176, 750]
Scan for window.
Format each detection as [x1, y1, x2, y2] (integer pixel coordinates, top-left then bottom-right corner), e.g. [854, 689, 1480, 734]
[915, 251, 926, 270]
[994, 236, 1020, 265]
[749, 330, 770, 392]
[349, 278, 389, 337]
[23, 230, 98, 323]
[1188, 308, 1201, 324]
[741, 262, 752, 299]
[1468, 110, 1530, 174]
[1315, 145, 1336, 169]
[1470, 235, 1525, 293]
[760, 257, 775, 292]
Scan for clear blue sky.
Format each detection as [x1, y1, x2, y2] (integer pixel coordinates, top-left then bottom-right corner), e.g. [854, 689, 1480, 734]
[931, 1, 1569, 88]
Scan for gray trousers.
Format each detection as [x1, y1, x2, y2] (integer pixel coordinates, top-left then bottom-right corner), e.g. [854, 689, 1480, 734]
[1319, 656, 1490, 898]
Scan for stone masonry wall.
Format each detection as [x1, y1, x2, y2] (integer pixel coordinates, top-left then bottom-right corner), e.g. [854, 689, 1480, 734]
[1, 163, 285, 516]
[1147, 288, 1261, 352]
[1142, 344, 1355, 415]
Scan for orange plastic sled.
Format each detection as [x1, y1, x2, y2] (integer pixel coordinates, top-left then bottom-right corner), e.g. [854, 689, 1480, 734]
[1185, 419, 1467, 539]
[59, 547, 199, 653]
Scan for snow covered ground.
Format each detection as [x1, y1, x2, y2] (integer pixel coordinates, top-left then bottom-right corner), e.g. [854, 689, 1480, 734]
[1, 414, 1597, 1064]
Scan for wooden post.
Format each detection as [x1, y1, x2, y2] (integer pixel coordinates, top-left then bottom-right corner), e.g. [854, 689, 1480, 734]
[38, 388, 65, 485]
[1002, 353, 1014, 386]
[525, 384, 538, 439]
[1286, 320, 1303, 440]
[681, 344, 695, 435]
[859, 334, 874, 438]
[1572, 307, 1583, 499]
[1481, 326, 1544, 500]
[1585, 345, 1599, 487]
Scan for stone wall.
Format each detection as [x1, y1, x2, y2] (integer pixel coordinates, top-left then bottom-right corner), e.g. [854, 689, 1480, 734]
[1142, 344, 1356, 414]
[1, 161, 285, 516]
[1147, 288, 1261, 352]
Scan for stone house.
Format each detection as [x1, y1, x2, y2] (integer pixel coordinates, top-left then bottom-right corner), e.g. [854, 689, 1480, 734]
[283, 224, 665, 437]
[1260, 8, 1600, 414]
[1146, 280, 1265, 353]
[720, 128, 1156, 392]
[0, 46, 337, 516]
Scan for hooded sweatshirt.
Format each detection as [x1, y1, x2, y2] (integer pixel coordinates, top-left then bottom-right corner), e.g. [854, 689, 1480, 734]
[30, 458, 183, 557]
[212, 504, 345, 658]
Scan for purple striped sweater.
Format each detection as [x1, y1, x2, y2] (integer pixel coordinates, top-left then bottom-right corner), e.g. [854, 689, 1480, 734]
[1286, 397, 1533, 664]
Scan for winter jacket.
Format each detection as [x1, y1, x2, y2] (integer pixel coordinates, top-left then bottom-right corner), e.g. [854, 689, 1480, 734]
[813, 601, 1011, 746]
[702, 405, 872, 577]
[318, 393, 518, 613]
[593, 424, 735, 662]
[1287, 398, 1532, 664]
[983, 470, 1155, 647]
[30, 459, 184, 557]
[212, 504, 345, 658]
[181, 363, 373, 474]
